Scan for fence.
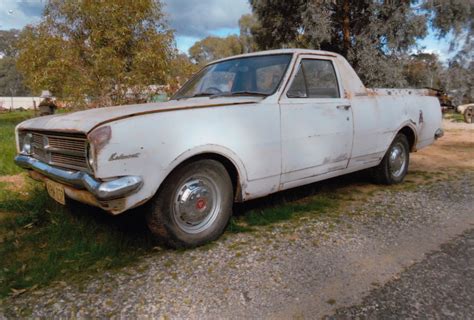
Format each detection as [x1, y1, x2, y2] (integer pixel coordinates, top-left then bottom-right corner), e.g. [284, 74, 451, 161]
[0, 97, 42, 110]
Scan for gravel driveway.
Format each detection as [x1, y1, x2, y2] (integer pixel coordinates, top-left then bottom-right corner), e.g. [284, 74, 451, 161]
[328, 228, 474, 319]
[1, 170, 472, 319]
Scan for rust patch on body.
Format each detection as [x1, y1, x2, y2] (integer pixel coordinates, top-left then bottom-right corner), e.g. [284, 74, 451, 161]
[366, 90, 378, 97]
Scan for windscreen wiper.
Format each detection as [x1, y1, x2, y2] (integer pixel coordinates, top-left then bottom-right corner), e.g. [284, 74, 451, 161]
[209, 91, 269, 99]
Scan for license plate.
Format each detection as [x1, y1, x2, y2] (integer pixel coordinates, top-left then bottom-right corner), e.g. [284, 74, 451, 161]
[46, 180, 66, 205]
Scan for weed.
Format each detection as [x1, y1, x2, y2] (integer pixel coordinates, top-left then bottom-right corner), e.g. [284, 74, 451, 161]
[226, 217, 253, 233]
[0, 181, 154, 298]
[444, 112, 465, 123]
[242, 195, 337, 226]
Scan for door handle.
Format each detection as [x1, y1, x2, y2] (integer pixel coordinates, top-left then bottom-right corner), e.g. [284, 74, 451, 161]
[337, 105, 351, 110]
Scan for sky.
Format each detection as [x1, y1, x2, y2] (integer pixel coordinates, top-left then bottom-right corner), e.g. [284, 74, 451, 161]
[0, 0, 455, 61]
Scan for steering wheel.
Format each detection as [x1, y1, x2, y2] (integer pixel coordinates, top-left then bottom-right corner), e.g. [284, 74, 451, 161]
[204, 87, 222, 94]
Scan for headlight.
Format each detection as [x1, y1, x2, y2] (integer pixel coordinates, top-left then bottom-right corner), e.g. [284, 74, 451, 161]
[21, 133, 33, 154]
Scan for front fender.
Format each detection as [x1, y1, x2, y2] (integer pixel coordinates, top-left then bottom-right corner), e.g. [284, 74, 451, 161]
[93, 121, 251, 212]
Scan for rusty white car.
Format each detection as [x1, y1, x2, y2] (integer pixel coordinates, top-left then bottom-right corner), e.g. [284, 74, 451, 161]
[15, 49, 443, 248]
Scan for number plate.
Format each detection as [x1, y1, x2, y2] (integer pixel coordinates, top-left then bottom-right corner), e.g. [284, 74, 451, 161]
[46, 180, 66, 205]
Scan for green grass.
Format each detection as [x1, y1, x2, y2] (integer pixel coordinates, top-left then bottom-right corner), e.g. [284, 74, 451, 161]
[0, 181, 154, 298]
[233, 193, 340, 228]
[0, 111, 35, 175]
[444, 112, 465, 123]
[244, 196, 337, 226]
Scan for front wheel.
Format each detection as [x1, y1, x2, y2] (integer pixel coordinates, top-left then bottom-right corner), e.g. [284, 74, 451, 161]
[372, 134, 410, 185]
[146, 159, 233, 248]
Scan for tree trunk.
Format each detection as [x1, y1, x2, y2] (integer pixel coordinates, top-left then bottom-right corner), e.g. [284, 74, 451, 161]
[342, 0, 350, 56]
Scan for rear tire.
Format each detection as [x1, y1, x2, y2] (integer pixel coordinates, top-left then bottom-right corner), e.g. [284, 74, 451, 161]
[372, 134, 410, 185]
[146, 159, 233, 248]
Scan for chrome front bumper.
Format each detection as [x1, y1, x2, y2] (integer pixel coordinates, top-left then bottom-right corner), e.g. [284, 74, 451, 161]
[15, 155, 143, 200]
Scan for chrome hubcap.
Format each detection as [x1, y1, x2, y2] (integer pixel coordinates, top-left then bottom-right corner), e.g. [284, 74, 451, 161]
[173, 177, 220, 234]
[389, 142, 407, 178]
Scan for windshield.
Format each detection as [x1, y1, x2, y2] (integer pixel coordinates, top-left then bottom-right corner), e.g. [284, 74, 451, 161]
[173, 54, 293, 100]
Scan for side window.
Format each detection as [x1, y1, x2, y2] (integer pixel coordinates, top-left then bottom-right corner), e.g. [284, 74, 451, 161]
[287, 59, 340, 98]
[287, 64, 307, 98]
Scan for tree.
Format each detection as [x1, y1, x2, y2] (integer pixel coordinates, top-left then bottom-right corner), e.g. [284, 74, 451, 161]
[442, 42, 473, 105]
[0, 57, 30, 96]
[189, 36, 243, 65]
[0, 29, 21, 57]
[16, 0, 175, 107]
[0, 29, 30, 96]
[403, 53, 443, 88]
[167, 53, 199, 93]
[249, 0, 305, 50]
[424, 0, 472, 39]
[187, 14, 260, 65]
[248, 0, 474, 88]
[238, 14, 259, 53]
[425, 0, 473, 104]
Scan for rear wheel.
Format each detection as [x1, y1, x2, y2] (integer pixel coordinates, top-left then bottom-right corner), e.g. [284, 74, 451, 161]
[146, 159, 233, 248]
[373, 134, 410, 185]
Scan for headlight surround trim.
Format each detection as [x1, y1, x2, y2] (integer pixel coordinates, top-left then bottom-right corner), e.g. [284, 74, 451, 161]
[21, 132, 33, 155]
[87, 142, 96, 173]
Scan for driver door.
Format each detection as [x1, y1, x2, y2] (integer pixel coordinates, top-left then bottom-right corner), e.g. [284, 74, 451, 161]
[280, 56, 354, 184]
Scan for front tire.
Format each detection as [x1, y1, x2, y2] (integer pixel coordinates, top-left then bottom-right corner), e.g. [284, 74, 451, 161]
[373, 134, 410, 185]
[146, 159, 233, 248]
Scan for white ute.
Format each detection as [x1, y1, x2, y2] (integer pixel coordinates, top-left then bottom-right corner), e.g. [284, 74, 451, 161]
[15, 49, 443, 247]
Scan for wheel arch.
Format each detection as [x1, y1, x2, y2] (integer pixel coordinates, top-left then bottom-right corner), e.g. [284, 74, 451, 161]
[157, 146, 248, 202]
[397, 125, 417, 152]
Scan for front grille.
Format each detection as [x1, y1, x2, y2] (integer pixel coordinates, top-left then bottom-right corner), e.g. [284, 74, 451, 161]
[51, 153, 88, 168]
[28, 131, 89, 172]
[48, 136, 86, 152]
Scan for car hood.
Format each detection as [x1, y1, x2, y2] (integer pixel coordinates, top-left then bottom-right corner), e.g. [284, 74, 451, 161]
[17, 97, 261, 134]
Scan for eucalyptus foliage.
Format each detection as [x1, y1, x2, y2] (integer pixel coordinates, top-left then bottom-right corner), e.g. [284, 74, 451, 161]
[249, 0, 472, 89]
[0, 29, 30, 96]
[16, 0, 175, 106]
[189, 36, 243, 65]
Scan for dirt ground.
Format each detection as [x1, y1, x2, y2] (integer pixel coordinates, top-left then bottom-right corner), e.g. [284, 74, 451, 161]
[0, 174, 26, 192]
[410, 119, 473, 172]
